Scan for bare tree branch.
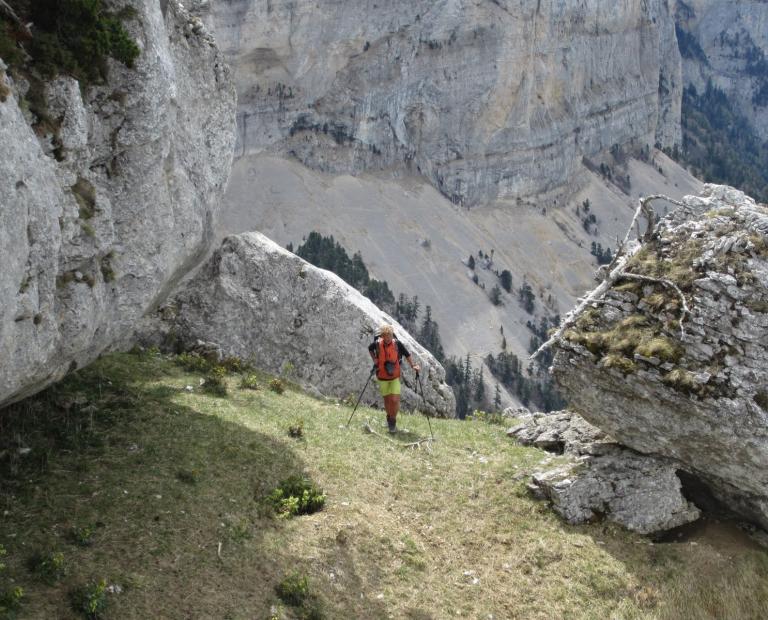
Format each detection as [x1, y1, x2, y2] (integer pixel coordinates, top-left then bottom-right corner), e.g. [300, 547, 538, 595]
[530, 194, 690, 361]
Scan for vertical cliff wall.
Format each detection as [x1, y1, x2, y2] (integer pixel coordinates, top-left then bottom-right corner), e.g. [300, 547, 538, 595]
[203, 0, 682, 206]
[676, 0, 768, 141]
[0, 0, 236, 406]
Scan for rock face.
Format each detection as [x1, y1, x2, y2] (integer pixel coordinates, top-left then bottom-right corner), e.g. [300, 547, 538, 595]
[202, 0, 681, 206]
[553, 184, 768, 528]
[166, 232, 456, 416]
[677, 0, 768, 141]
[509, 411, 700, 534]
[0, 1, 236, 406]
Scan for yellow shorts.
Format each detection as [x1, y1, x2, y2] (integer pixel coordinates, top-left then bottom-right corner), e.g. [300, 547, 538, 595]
[378, 378, 401, 397]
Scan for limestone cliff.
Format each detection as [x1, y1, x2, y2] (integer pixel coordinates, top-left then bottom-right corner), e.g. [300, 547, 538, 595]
[202, 0, 682, 206]
[0, 0, 236, 406]
[552, 185, 768, 528]
[676, 0, 768, 141]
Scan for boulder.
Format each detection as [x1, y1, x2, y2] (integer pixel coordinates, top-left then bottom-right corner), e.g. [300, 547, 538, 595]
[552, 185, 768, 528]
[510, 411, 700, 534]
[166, 232, 456, 416]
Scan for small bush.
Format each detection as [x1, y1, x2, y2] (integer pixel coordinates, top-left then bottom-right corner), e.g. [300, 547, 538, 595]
[601, 354, 636, 375]
[267, 476, 325, 518]
[176, 469, 200, 485]
[288, 419, 304, 438]
[201, 366, 228, 397]
[275, 572, 324, 618]
[269, 378, 285, 394]
[635, 337, 681, 363]
[0, 586, 24, 617]
[239, 374, 260, 390]
[662, 368, 699, 393]
[276, 572, 310, 606]
[70, 578, 107, 619]
[28, 550, 66, 584]
[69, 525, 95, 547]
[175, 352, 212, 373]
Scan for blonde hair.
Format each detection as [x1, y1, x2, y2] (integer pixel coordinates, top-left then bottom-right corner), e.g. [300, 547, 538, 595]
[379, 323, 394, 337]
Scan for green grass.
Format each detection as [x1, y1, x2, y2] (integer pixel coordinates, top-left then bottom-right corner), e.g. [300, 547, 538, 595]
[0, 351, 767, 618]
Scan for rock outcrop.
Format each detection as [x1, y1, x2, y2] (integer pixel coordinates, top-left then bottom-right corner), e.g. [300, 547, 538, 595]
[164, 232, 456, 416]
[0, 1, 236, 406]
[509, 411, 700, 534]
[202, 0, 681, 206]
[552, 185, 768, 528]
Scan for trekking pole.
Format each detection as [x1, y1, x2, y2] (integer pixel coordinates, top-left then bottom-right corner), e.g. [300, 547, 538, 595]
[415, 371, 435, 442]
[346, 365, 376, 428]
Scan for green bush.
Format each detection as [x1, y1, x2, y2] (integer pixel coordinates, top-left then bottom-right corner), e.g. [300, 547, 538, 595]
[7, 0, 140, 84]
[70, 578, 107, 619]
[288, 419, 304, 438]
[201, 366, 228, 397]
[275, 572, 324, 618]
[69, 525, 95, 547]
[28, 550, 66, 584]
[0, 586, 24, 617]
[239, 374, 260, 390]
[267, 476, 325, 518]
[175, 352, 213, 373]
[269, 378, 285, 394]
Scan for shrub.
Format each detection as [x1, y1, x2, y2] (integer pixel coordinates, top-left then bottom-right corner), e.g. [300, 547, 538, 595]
[201, 366, 227, 397]
[70, 578, 108, 619]
[288, 420, 304, 438]
[239, 374, 260, 390]
[28, 550, 66, 584]
[275, 572, 324, 618]
[269, 378, 285, 394]
[267, 476, 325, 518]
[175, 352, 212, 373]
[635, 337, 681, 363]
[69, 525, 95, 547]
[176, 469, 200, 485]
[0, 586, 24, 617]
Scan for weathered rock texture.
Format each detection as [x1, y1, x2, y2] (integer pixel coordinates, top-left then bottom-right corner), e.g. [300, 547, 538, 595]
[509, 411, 700, 534]
[166, 232, 456, 416]
[553, 184, 768, 528]
[676, 0, 768, 141]
[202, 0, 681, 206]
[0, 0, 236, 406]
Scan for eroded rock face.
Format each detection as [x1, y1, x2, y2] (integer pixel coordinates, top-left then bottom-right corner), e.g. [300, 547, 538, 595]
[202, 0, 681, 206]
[509, 411, 700, 534]
[0, 1, 236, 406]
[552, 185, 768, 528]
[677, 0, 768, 141]
[167, 232, 456, 416]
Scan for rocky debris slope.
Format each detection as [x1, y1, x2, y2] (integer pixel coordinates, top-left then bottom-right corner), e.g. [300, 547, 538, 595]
[509, 411, 700, 534]
[0, 1, 236, 407]
[162, 232, 456, 416]
[202, 0, 680, 206]
[552, 185, 768, 528]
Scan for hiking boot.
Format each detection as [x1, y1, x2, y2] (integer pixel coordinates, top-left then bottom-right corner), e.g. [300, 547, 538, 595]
[387, 418, 397, 434]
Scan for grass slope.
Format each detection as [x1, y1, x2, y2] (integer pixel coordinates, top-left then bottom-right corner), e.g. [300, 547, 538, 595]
[1, 351, 767, 619]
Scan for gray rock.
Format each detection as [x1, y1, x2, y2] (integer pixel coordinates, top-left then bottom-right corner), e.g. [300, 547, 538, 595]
[553, 184, 768, 529]
[202, 0, 680, 206]
[0, 0, 236, 406]
[512, 411, 700, 534]
[167, 232, 455, 416]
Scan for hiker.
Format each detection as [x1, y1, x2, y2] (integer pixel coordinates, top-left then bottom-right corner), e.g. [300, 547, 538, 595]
[368, 324, 420, 433]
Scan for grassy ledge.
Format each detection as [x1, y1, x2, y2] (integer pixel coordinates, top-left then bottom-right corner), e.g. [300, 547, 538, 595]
[0, 351, 767, 619]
